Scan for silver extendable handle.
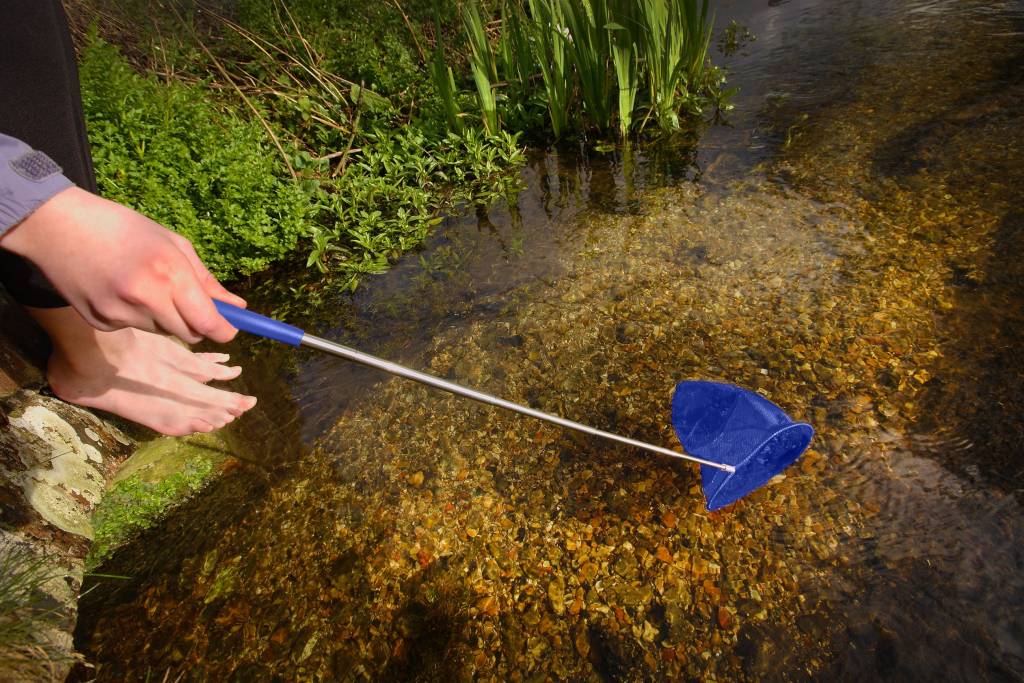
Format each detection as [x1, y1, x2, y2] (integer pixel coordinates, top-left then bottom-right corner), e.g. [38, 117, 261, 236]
[300, 333, 735, 473]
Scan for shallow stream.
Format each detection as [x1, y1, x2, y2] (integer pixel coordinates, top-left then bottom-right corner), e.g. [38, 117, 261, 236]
[77, 0, 1024, 680]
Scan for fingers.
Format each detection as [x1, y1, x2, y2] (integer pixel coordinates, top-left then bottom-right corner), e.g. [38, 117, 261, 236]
[196, 352, 231, 363]
[172, 279, 238, 344]
[170, 233, 247, 309]
[166, 234, 245, 343]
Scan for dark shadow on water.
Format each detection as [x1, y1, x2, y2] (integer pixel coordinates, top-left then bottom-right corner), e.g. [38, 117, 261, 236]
[585, 622, 649, 682]
[71, 463, 278, 680]
[872, 47, 1024, 193]
[915, 209, 1024, 496]
[377, 566, 470, 683]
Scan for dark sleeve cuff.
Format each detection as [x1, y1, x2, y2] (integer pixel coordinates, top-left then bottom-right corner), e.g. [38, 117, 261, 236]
[0, 133, 75, 238]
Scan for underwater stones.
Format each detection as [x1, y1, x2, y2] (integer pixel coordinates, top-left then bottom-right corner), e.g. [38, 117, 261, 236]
[547, 576, 566, 615]
[613, 552, 638, 578]
[659, 510, 677, 529]
[617, 583, 653, 609]
[579, 561, 600, 585]
[717, 606, 736, 630]
[78, 30, 1024, 675]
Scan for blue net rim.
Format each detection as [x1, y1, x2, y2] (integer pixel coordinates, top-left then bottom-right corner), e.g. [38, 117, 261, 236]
[704, 422, 814, 511]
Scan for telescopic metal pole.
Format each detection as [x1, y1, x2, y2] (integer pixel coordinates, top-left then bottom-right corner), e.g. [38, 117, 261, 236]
[300, 333, 736, 473]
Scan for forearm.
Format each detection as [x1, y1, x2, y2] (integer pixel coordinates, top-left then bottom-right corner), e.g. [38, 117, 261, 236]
[0, 133, 74, 245]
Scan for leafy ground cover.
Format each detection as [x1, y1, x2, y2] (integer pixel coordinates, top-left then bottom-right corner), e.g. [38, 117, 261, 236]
[71, 0, 729, 286]
[71, 0, 525, 287]
[79, 36, 311, 279]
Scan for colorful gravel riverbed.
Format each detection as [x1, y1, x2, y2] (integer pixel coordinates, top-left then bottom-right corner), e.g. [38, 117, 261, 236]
[78, 0, 1024, 679]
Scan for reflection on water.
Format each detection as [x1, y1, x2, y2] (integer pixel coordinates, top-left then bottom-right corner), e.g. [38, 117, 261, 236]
[77, 0, 1024, 680]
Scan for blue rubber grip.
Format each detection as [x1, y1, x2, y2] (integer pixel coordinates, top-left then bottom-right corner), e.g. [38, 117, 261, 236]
[214, 300, 305, 346]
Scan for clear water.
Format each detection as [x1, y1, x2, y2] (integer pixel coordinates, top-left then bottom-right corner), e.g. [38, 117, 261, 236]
[77, 0, 1024, 680]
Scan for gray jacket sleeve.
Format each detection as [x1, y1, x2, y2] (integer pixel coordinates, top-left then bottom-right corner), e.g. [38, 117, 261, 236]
[0, 133, 75, 239]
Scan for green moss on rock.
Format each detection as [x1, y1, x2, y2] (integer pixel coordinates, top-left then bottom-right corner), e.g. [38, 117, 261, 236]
[87, 434, 234, 569]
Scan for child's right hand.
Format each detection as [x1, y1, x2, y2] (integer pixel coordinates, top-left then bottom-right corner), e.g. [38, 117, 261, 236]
[0, 186, 246, 344]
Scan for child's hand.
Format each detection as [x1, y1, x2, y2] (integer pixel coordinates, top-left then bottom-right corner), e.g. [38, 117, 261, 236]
[0, 186, 245, 343]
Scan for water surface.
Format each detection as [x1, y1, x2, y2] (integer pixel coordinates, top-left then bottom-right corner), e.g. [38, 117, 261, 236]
[77, 0, 1024, 680]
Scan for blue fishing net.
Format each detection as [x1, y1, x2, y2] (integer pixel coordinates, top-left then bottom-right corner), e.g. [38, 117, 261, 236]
[671, 380, 814, 511]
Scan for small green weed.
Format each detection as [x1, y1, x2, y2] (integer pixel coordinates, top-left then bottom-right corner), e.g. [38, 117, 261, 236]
[718, 20, 756, 57]
[79, 35, 311, 280]
[0, 545, 81, 676]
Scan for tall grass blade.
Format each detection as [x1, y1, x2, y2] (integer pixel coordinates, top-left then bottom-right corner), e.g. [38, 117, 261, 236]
[463, 3, 500, 133]
[607, 0, 640, 136]
[463, 3, 497, 82]
[430, 12, 462, 132]
[527, 0, 570, 137]
[498, 1, 532, 88]
[682, 0, 714, 93]
[639, 0, 688, 131]
[559, 0, 613, 131]
[470, 61, 500, 133]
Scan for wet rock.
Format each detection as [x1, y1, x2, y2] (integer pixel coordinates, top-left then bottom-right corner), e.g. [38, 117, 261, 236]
[0, 386, 134, 680]
[796, 613, 829, 641]
[499, 334, 525, 348]
[548, 576, 566, 615]
[613, 553, 638, 578]
[735, 624, 776, 677]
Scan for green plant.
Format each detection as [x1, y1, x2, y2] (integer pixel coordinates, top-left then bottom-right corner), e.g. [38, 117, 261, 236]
[431, 12, 463, 132]
[79, 34, 311, 280]
[718, 19, 755, 57]
[0, 545, 80, 676]
[680, 0, 716, 106]
[497, 1, 533, 90]
[639, 0, 691, 131]
[526, 0, 571, 137]
[87, 458, 216, 569]
[463, 3, 501, 133]
[433, 0, 728, 141]
[306, 227, 343, 272]
[559, 0, 614, 130]
[607, 0, 642, 136]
